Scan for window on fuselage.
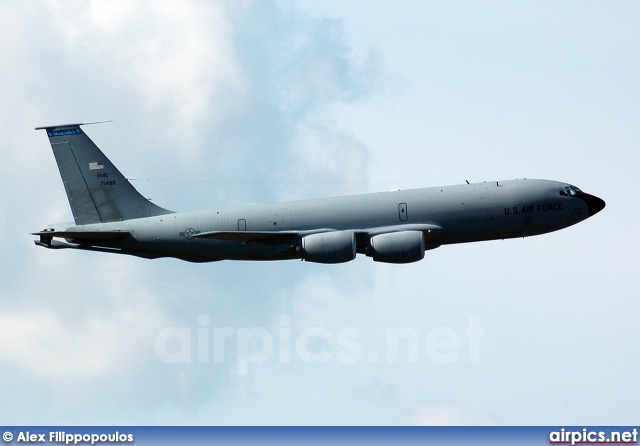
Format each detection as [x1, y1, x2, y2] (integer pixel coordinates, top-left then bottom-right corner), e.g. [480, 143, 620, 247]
[559, 186, 582, 197]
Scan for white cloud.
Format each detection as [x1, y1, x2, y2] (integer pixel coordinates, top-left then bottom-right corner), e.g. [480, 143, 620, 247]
[0, 0, 377, 424]
[38, 0, 245, 158]
[0, 256, 169, 402]
[0, 0, 638, 427]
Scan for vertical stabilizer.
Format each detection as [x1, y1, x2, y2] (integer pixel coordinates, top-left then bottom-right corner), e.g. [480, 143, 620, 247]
[36, 123, 172, 224]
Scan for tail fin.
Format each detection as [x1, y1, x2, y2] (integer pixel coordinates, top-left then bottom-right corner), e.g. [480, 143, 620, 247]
[36, 122, 172, 224]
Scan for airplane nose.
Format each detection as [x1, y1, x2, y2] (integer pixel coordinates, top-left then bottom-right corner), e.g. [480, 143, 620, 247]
[578, 193, 606, 216]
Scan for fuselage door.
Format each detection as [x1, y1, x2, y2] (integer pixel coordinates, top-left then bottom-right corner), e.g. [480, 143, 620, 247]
[398, 203, 408, 221]
[238, 219, 246, 231]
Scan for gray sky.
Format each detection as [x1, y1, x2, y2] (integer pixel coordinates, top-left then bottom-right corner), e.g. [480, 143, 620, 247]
[1, 0, 638, 425]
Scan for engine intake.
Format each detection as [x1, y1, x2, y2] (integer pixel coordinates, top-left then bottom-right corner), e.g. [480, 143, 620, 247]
[299, 231, 356, 264]
[367, 230, 425, 263]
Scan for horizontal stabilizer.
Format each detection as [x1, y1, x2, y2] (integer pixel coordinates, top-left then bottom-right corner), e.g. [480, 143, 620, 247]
[34, 121, 112, 130]
[32, 230, 130, 241]
[33, 238, 184, 260]
[34, 239, 77, 249]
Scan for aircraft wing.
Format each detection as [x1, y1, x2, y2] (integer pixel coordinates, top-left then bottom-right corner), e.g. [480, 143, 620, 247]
[356, 223, 442, 236]
[192, 230, 326, 245]
[193, 224, 443, 246]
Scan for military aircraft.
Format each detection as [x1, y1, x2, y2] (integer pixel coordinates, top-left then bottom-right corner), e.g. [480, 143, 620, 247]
[33, 122, 605, 263]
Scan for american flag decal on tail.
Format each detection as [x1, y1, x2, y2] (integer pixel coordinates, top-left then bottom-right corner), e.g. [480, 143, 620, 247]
[89, 162, 104, 170]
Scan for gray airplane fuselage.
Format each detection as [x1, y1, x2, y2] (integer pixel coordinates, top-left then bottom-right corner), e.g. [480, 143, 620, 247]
[56, 179, 601, 262]
[33, 123, 605, 264]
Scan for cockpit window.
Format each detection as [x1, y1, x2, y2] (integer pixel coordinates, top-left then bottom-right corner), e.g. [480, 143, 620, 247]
[559, 186, 582, 197]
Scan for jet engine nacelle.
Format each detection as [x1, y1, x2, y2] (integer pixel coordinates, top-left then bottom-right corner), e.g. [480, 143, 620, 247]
[367, 230, 425, 264]
[299, 231, 356, 264]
